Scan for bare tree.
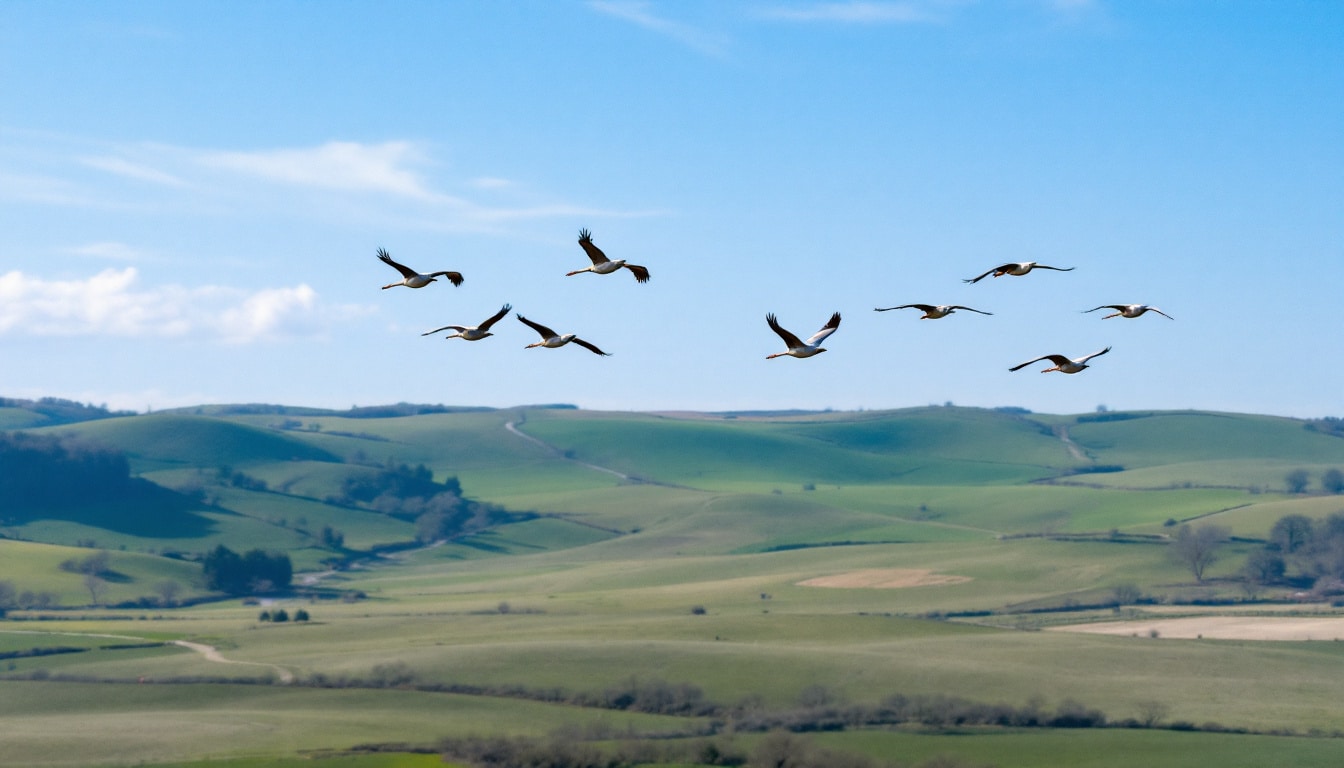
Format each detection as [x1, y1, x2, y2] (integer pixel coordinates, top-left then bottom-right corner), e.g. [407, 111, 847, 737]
[154, 580, 182, 607]
[83, 573, 107, 606]
[1270, 514, 1315, 556]
[1171, 524, 1230, 582]
[1111, 583, 1142, 606]
[1135, 700, 1170, 728]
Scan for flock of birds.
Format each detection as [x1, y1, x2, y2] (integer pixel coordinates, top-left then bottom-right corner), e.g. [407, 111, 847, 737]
[378, 233, 1173, 374]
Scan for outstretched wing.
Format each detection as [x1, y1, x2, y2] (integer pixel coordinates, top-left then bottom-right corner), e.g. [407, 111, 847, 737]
[874, 304, 926, 312]
[516, 314, 558, 340]
[477, 304, 512, 330]
[963, 264, 1012, 284]
[1076, 346, 1112, 364]
[570, 337, 611, 356]
[377, 248, 418, 279]
[421, 325, 467, 336]
[577, 228, 610, 265]
[804, 312, 841, 346]
[949, 305, 993, 315]
[1009, 354, 1069, 372]
[1147, 307, 1175, 320]
[1084, 305, 1124, 313]
[1035, 264, 1075, 273]
[428, 270, 465, 287]
[623, 263, 650, 283]
[766, 313, 805, 350]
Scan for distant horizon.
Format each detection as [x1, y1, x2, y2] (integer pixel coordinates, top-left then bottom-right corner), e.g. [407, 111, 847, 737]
[4, 392, 1335, 423]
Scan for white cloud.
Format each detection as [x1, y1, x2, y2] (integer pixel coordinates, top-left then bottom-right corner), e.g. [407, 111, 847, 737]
[0, 171, 108, 207]
[7, 133, 657, 227]
[196, 140, 448, 201]
[64, 241, 154, 261]
[759, 1, 937, 23]
[79, 155, 186, 186]
[0, 268, 371, 343]
[588, 1, 730, 56]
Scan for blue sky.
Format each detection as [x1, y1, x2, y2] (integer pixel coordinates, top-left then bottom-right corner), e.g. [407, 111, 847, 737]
[1, 1, 1340, 417]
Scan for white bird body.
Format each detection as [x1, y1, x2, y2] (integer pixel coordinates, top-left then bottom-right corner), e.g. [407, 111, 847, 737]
[766, 312, 840, 359]
[377, 248, 464, 289]
[1009, 346, 1112, 374]
[964, 261, 1074, 284]
[1085, 304, 1173, 320]
[516, 314, 611, 356]
[423, 304, 512, 341]
[567, 229, 650, 283]
[874, 303, 992, 319]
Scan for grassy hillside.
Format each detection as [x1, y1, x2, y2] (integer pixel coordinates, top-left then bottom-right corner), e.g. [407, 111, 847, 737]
[0, 539, 205, 607]
[45, 414, 340, 471]
[4, 404, 1344, 766]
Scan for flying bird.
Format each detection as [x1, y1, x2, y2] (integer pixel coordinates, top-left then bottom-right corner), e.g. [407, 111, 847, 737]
[964, 262, 1074, 284]
[516, 314, 611, 356]
[377, 248, 464, 289]
[874, 303, 993, 319]
[1085, 304, 1174, 320]
[422, 304, 512, 341]
[567, 229, 650, 283]
[766, 312, 841, 360]
[1009, 346, 1112, 374]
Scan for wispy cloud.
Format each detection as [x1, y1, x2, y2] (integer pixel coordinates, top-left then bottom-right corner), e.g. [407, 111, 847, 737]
[79, 155, 186, 186]
[64, 241, 155, 262]
[196, 140, 446, 201]
[5, 133, 658, 229]
[758, 1, 938, 23]
[588, 1, 730, 56]
[0, 268, 371, 343]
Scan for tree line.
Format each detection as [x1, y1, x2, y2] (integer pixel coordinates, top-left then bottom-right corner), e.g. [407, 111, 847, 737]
[0, 432, 136, 510]
[1243, 512, 1344, 593]
[202, 545, 292, 595]
[1283, 467, 1344, 494]
[332, 461, 530, 543]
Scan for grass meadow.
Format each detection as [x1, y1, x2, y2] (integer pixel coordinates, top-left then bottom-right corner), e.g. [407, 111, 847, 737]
[3, 405, 1344, 766]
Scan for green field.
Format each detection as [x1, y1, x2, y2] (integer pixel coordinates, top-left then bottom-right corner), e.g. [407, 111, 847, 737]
[3, 404, 1344, 766]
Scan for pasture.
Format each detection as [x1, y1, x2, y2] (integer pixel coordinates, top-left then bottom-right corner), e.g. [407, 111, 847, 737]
[3, 405, 1344, 766]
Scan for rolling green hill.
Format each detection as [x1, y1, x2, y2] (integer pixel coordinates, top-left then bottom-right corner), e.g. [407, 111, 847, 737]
[7, 405, 1344, 561]
[4, 403, 1344, 767]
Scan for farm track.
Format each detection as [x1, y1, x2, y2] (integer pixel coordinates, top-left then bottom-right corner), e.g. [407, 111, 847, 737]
[505, 418, 696, 490]
[173, 640, 295, 683]
[505, 418, 1000, 537]
[0, 630, 296, 684]
[1053, 425, 1090, 462]
[504, 419, 630, 481]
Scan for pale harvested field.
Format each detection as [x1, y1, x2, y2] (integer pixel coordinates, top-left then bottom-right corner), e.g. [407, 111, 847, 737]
[798, 568, 972, 589]
[1049, 616, 1344, 641]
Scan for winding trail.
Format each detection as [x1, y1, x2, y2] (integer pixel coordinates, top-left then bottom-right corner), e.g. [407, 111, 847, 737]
[173, 640, 295, 683]
[1, 629, 295, 684]
[1054, 425, 1089, 462]
[504, 418, 631, 481]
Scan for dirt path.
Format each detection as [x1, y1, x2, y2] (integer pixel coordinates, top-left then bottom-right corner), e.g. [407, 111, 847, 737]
[1053, 425, 1089, 462]
[173, 640, 295, 683]
[1049, 616, 1344, 642]
[504, 419, 631, 481]
[798, 568, 972, 589]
